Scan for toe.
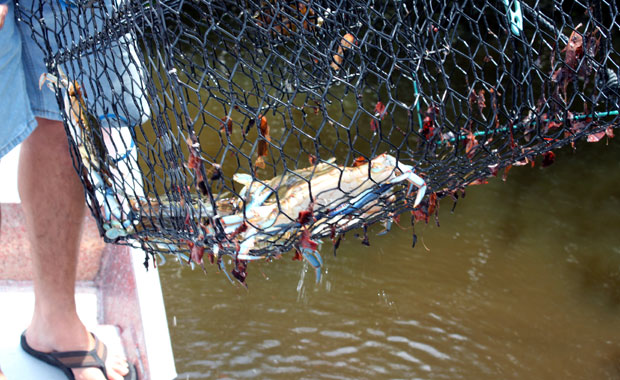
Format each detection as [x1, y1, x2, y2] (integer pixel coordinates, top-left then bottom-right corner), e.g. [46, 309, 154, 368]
[107, 355, 130, 380]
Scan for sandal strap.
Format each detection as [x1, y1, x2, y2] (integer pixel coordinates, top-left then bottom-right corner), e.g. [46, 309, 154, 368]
[48, 334, 108, 375]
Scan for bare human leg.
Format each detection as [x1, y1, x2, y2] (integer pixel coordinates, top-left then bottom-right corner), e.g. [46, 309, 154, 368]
[18, 118, 129, 380]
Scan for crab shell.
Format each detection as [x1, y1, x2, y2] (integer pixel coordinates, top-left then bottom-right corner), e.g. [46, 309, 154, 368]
[235, 153, 422, 231]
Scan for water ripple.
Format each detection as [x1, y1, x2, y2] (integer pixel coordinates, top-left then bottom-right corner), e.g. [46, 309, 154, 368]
[366, 328, 385, 336]
[388, 336, 450, 360]
[448, 333, 468, 341]
[229, 351, 262, 365]
[324, 346, 358, 357]
[266, 354, 309, 364]
[320, 330, 360, 340]
[362, 340, 385, 348]
[393, 319, 421, 326]
[259, 339, 281, 349]
[160, 142, 620, 379]
[261, 364, 305, 374]
[291, 326, 317, 333]
[393, 350, 422, 364]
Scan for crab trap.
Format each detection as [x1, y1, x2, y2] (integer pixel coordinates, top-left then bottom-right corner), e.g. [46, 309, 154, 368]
[16, 0, 620, 282]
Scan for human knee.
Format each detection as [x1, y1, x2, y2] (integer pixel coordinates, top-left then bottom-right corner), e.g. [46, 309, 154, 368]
[29, 118, 67, 146]
[35, 117, 64, 131]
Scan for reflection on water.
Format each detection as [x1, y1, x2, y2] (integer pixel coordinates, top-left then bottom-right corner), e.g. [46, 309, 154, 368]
[159, 137, 620, 379]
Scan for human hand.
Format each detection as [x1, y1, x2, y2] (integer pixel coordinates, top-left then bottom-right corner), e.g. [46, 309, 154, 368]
[0, 3, 8, 30]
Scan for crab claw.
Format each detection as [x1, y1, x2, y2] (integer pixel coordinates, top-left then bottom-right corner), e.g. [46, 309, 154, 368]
[407, 172, 427, 208]
[103, 188, 122, 221]
[39, 67, 69, 91]
[388, 162, 427, 208]
[238, 238, 256, 257]
[104, 220, 125, 240]
[39, 73, 65, 93]
[233, 173, 252, 199]
[39, 73, 56, 91]
[221, 214, 244, 234]
[237, 227, 258, 255]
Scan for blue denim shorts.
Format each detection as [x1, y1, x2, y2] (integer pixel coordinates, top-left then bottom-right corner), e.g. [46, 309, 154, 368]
[0, 0, 38, 158]
[0, 0, 149, 159]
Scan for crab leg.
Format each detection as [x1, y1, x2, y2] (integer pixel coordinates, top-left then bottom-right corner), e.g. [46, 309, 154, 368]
[234, 174, 275, 212]
[218, 260, 236, 285]
[328, 183, 394, 217]
[301, 247, 323, 283]
[156, 252, 167, 266]
[246, 185, 274, 212]
[302, 247, 323, 267]
[104, 188, 122, 220]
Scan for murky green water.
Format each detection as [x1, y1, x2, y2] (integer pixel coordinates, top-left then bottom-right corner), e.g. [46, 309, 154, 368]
[159, 136, 620, 379]
[141, 9, 620, 378]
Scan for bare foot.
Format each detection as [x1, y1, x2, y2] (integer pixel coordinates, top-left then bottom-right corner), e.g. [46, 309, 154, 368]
[24, 321, 130, 380]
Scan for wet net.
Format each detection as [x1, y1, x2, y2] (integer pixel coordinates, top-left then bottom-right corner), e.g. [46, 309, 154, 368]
[16, 0, 620, 281]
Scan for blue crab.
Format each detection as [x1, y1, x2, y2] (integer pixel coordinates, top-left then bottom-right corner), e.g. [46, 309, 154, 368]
[220, 153, 427, 280]
[40, 69, 134, 239]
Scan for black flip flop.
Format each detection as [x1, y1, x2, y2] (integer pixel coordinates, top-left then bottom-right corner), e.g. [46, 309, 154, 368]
[21, 331, 137, 380]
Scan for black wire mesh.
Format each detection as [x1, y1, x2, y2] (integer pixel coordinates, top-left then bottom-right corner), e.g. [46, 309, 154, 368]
[16, 0, 620, 281]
